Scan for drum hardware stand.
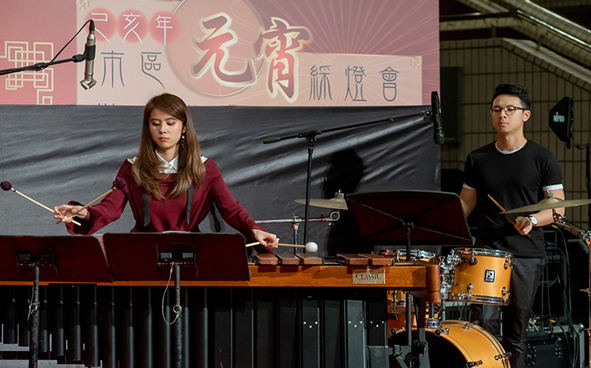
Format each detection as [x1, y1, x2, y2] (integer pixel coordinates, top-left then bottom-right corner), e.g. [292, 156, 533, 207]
[425, 311, 440, 330]
[256, 211, 340, 254]
[16, 252, 54, 368]
[158, 251, 196, 368]
[551, 212, 591, 368]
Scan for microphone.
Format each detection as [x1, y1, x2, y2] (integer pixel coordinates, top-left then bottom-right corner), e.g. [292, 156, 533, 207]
[263, 137, 282, 144]
[80, 20, 97, 90]
[431, 91, 444, 145]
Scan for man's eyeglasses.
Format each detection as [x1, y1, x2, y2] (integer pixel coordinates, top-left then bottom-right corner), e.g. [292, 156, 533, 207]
[489, 106, 528, 115]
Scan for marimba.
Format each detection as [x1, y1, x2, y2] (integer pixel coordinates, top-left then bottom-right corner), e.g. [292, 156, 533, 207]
[0, 234, 440, 368]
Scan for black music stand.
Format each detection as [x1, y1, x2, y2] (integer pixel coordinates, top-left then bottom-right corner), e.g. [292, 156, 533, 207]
[345, 190, 472, 249]
[102, 232, 251, 368]
[102, 233, 250, 281]
[0, 235, 111, 368]
[345, 191, 472, 368]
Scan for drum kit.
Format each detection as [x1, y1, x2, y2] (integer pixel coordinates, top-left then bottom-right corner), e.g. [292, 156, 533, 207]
[289, 190, 591, 368]
[383, 247, 513, 368]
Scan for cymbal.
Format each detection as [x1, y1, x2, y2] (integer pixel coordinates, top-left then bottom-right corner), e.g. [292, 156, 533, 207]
[295, 197, 348, 210]
[502, 197, 591, 214]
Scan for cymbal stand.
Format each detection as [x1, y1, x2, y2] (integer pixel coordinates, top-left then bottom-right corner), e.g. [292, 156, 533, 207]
[552, 211, 591, 367]
[256, 211, 340, 254]
[262, 111, 428, 246]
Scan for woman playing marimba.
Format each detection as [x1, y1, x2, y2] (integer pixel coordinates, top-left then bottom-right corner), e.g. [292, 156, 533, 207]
[54, 93, 278, 251]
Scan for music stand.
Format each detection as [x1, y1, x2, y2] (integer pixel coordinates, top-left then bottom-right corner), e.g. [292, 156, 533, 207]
[0, 235, 111, 368]
[102, 233, 250, 281]
[345, 191, 472, 368]
[102, 232, 251, 368]
[345, 190, 472, 249]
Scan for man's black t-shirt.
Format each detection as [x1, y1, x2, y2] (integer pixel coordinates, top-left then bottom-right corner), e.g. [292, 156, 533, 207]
[463, 140, 562, 257]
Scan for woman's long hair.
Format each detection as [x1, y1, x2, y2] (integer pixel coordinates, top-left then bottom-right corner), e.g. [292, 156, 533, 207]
[132, 93, 206, 200]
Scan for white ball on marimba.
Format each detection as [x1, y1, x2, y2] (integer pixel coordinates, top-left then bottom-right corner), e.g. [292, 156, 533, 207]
[305, 242, 318, 253]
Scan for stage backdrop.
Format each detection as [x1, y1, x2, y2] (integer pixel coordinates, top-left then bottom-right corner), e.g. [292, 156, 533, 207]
[0, 0, 439, 106]
[0, 0, 442, 256]
[0, 105, 440, 256]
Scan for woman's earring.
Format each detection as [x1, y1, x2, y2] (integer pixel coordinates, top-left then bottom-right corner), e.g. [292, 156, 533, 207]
[181, 133, 186, 149]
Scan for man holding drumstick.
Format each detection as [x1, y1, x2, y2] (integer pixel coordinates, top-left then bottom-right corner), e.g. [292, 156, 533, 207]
[459, 83, 565, 368]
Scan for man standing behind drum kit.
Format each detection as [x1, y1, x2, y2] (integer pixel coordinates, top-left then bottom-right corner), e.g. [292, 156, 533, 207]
[459, 83, 565, 368]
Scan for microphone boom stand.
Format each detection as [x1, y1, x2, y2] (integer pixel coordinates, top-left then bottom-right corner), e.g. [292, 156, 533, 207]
[0, 55, 86, 76]
[263, 111, 429, 246]
[0, 20, 94, 77]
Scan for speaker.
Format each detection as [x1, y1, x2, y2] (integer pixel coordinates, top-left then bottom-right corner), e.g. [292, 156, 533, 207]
[549, 97, 573, 149]
[440, 66, 462, 144]
[525, 333, 566, 368]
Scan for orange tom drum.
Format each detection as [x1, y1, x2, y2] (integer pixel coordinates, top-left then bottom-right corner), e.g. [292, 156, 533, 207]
[450, 248, 512, 305]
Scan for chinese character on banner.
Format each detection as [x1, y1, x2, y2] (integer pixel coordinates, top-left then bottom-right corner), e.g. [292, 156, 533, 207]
[101, 51, 125, 87]
[90, 12, 113, 43]
[309, 65, 332, 101]
[191, 13, 255, 86]
[380, 67, 399, 102]
[141, 52, 164, 88]
[155, 15, 172, 46]
[121, 12, 144, 44]
[255, 17, 312, 101]
[85, 9, 117, 43]
[344, 66, 366, 102]
[150, 11, 179, 46]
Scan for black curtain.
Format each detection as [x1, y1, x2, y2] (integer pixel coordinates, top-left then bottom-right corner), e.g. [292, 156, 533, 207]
[0, 104, 439, 256]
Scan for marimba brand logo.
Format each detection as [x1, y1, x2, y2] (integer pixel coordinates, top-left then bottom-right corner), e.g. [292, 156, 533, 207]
[484, 269, 496, 283]
[352, 269, 385, 285]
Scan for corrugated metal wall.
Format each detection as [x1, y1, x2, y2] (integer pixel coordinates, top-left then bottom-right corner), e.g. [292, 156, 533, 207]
[440, 37, 591, 229]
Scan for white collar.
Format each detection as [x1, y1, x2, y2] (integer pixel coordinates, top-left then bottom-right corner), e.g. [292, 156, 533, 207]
[127, 155, 208, 172]
[495, 141, 526, 155]
[156, 151, 178, 173]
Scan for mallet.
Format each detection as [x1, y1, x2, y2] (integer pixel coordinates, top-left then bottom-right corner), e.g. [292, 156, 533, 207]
[56, 180, 127, 225]
[246, 241, 319, 253]
[1, 181, 81, 226]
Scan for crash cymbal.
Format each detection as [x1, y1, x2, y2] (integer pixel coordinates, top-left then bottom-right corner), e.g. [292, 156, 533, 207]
[502, 197, 591, 214]
[295, 193, 348, 210]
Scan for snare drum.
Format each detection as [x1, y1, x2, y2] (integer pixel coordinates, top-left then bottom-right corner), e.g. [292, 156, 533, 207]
[450, 248, 512, 305]
[389, 320, 510, 367]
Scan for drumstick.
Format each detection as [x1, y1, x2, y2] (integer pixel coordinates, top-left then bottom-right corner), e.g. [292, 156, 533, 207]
[56, 180, 127, 225]
[488, 194, 531, 238]
[0, 181, 82, 226]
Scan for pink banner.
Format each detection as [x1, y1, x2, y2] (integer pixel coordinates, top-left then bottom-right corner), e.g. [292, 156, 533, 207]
[0, 0, 439, 106]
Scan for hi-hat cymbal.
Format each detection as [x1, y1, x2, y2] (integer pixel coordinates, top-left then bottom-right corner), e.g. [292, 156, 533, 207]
[295, 197, 348, 210]
[502, 197, 591, 214]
